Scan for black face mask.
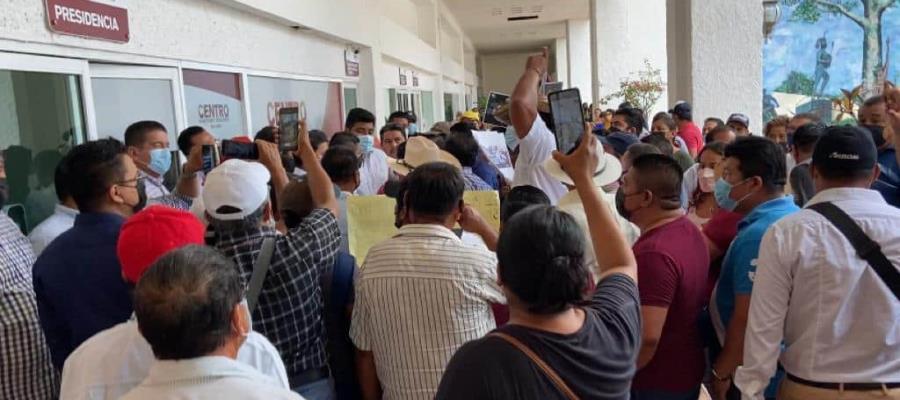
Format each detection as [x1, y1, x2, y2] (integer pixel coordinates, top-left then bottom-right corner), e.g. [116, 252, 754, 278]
[608, 126, 623, 134]
[131, 179, 147, 214]
[615, 187, 631, 221]
[861, 125, 887, 148]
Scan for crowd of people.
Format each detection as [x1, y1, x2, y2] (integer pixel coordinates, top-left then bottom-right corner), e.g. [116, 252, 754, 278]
[2, 48, 900, 400]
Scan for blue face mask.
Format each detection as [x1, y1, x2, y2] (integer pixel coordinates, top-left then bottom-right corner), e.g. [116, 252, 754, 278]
[714, 177, 752, 212]
[407, 123, 418, 137]
[148, 148, 172, 176]
[358, 135, 374, 154]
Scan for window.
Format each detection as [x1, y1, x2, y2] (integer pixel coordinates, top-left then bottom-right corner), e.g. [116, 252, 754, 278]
[421, 91, 434, 129]
[183, 69, 247, 139]
[246, 75, 344, 135]
[91, 75, 178, 143]
[444, 93, 455, 122]
[343, 86, 358, 115]
[0, 70, 85, 233]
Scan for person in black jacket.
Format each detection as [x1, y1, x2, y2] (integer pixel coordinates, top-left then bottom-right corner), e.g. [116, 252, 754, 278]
[789, 123, 825, 207]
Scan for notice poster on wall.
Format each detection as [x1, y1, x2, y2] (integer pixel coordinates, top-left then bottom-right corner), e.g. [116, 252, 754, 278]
[473, 130, 514, 182]
[183, 69, 246, 138]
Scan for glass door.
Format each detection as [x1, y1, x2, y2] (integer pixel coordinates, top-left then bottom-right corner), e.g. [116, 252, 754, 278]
[0, 53, 90, 233]
[89, 64, 184, 144]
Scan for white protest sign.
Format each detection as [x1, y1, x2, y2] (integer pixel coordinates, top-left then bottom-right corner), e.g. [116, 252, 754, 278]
[473, 130, 514, 182]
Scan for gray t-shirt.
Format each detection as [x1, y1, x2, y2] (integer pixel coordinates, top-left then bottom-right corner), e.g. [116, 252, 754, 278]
[435, 274, 640, 400]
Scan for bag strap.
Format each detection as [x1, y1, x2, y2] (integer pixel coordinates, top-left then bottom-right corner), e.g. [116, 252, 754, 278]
[808, 202, 900, 302]
[246, 237, 276, 312]
[488, 332, 579, 400]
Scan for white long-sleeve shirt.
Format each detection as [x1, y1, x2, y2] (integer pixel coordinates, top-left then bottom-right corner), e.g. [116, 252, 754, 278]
[735, 188, 900, 400]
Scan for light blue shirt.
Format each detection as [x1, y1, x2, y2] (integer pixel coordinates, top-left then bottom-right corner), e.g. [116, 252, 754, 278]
[28, 204, 77, 256]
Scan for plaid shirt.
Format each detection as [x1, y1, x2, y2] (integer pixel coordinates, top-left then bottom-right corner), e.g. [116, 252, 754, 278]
[216, 208, 340, 378]
[462, 167, 493, 191]
[0, 214, 59, 399]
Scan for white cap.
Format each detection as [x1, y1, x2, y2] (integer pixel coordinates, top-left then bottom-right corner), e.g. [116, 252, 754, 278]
[202, 159, 271, 221]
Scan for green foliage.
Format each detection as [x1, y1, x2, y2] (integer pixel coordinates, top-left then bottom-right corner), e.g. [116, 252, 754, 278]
[775, 71, 816, 95]
[784, 0, 865, 23]
[600, 59, 666, 116]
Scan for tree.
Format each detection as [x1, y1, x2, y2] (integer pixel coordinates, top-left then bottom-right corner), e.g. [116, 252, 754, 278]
[600, 59, 666, 118]
[776, 71, 816, 95]
[785, 0, 899, 97]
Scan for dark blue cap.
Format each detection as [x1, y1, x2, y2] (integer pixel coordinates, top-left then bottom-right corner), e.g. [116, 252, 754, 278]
[812, 126, 877, 172]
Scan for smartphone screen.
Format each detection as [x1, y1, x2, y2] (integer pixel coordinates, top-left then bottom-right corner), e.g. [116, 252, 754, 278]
[548, 88, 584, 155]
[201, 144, 218, 173]
[221, 140, 258, 160]
[278, 107, 300, 151]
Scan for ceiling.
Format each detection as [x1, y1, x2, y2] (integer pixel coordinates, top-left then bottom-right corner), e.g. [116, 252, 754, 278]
[444, 0, 589, 53]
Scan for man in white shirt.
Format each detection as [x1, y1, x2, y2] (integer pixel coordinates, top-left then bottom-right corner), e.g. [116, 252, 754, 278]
[29, 161, 78, 255]
[121, 245, 299, 400]
[345, 108, 389, 195]
[351, 162, 504, 400]
[736, 126, 900, 400]
[60, 205, 288, 400]
[509, 48, 567, 204]
[544, 139, 640, 281]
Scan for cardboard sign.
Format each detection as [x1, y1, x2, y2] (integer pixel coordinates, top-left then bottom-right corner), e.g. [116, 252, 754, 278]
[473, 130, 514, 182]
[45, 0, 129, 43]
[347, 192, 501, 264]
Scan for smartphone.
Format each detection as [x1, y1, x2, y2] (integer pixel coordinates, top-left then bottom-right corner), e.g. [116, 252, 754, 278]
[278, 107, 299, 151]
[201, 144, 220, 173]
[220, 140, 258, 160]
[548, 88, 585, 155]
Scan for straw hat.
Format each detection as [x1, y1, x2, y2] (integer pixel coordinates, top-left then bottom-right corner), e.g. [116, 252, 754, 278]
[388, 136, 461, 176]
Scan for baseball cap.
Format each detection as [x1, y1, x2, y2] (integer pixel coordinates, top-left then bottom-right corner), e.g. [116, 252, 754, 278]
[727, 113, 750, 128]
[603, 132, 640, 157]
[669, 102, 692, 120]
[117, 205, 206, 284]
[461, 110, 481, 121]
[812, 126, 877, 172]
[202, 159, 271, 221]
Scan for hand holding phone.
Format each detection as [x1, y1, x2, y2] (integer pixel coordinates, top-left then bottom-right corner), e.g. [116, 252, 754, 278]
[201, 144, 220, 173]
[278, 107, 300, 151]
[221, 140, 258, 160]
[548, 88, 585, 155]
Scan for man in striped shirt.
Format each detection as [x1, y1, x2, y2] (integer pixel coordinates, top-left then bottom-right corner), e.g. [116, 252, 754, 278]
[350, 162, 504, 400]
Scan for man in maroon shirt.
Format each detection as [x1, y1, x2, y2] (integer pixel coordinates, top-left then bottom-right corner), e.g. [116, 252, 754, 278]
[618, 153, 710, 400]
[672, 102, 704, 158]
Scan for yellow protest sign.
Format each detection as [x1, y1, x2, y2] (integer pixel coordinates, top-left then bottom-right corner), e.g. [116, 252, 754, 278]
[346, 195, 398, 265]
[346, 191, 501, 264]
[463, 191, 500, 231]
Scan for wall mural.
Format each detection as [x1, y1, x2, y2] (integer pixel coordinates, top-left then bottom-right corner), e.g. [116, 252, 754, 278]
[763, 0, 900, 124]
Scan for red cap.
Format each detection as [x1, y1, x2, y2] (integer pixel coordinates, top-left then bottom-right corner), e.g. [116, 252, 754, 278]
[117, 205, 206, 284]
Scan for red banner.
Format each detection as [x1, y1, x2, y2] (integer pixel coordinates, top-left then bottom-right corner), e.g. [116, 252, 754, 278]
[45, 0, 130, 43]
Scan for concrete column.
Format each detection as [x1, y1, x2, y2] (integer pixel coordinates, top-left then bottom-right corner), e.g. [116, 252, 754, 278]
[566, 19, 592, 104]
[667, 0, 764, 135]
[356, 47, 387, 125]
[590, 0, 668, 116]
[554, 37, 568, 88]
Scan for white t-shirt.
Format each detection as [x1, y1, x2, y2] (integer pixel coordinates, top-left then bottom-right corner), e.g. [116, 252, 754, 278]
[511, 117, 567, 204]
[356, 149, 389, 196]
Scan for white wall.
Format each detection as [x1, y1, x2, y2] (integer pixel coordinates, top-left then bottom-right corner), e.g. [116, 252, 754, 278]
[591, 0, 669, 116]
[479, 52, 533, 95]
[555, 38, 568, 88]
[0, 0, 480, 126]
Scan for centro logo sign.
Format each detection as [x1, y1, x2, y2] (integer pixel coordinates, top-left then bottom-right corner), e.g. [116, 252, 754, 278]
[198, 104, 230, 122]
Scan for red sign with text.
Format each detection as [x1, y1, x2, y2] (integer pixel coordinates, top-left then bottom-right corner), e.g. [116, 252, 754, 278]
[45, 0, 130, 43]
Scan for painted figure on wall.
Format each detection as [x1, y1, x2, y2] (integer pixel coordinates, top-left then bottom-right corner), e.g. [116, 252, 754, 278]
[813, 35, 833, 97]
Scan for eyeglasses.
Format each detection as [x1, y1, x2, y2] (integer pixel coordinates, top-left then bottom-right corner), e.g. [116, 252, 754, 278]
[116, 176, 145, 188]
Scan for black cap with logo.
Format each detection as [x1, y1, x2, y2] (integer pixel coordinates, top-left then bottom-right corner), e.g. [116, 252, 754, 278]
[812, 126, 877, 173]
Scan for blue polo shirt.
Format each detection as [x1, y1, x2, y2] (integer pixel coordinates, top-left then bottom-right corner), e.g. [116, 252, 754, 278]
[873, 147, 899, 208]
[32, 212, 133, 370]
[713, 195, 798, 396]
